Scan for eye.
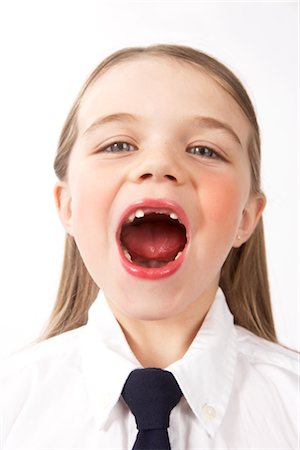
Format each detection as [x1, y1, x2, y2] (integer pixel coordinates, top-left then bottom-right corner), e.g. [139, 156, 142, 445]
[97, 141, 137, 153]
[187, 145, 221, 159]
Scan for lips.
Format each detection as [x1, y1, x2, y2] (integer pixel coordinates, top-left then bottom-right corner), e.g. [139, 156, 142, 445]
[116, 199, 190, 280]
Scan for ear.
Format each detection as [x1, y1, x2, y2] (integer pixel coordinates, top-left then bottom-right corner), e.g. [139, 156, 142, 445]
[53, 181, 74, 236]
[233, 193, 266, 248]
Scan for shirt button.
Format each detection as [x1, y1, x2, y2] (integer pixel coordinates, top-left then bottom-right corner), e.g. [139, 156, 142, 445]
[201, 403, 216, 420]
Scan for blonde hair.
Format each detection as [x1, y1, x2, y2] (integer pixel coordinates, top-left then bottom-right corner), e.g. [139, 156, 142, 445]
[40, 44, 277, 343]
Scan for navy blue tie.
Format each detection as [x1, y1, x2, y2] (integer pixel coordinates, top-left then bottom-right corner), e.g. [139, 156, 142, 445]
[121, 368, 183, 450]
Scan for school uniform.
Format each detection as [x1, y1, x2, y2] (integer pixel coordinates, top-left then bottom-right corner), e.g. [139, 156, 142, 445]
[0, 288, 298, 449]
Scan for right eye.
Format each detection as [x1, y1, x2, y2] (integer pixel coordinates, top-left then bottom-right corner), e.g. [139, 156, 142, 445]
[97, 141, 137, 153]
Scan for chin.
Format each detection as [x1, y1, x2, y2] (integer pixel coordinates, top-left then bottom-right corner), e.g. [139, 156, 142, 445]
[116, 290, 189, 321]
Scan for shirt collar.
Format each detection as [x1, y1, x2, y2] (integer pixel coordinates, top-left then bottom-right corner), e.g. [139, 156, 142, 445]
[79, 288, 237, 437]
[79, 291, 142, 429]
[166, 288, 237, 437]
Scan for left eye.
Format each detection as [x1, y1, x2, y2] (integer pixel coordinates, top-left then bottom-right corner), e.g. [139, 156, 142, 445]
[187, 145, 220, 159]
[99, 141, 137, 153]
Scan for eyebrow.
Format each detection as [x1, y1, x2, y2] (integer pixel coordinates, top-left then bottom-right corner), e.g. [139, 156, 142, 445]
[83, 113, 138, 136]
[191, 115, 242, 146]
[83, 112, 242, 146]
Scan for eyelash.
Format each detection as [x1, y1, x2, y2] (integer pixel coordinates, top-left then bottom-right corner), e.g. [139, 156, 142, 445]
[98, 142, 137, 153]
[186, 145, 221, 159]
[96, 141, 222, 160]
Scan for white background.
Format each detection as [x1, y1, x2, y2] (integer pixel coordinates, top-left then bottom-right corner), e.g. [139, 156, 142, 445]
[0, 0, 298, 359]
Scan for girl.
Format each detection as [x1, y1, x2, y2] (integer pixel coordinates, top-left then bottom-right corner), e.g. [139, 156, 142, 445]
[0, 44, 298, 449]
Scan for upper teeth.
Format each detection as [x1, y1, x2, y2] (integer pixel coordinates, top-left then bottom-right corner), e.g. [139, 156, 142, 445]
[127, 208, 180, 223]
[135, 209, 145, 218]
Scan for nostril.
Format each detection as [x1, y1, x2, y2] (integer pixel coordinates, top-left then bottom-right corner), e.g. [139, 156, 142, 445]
[140, 173, 152, 180]
[165, 174, 177, 181]
[139, 173, 177, 181]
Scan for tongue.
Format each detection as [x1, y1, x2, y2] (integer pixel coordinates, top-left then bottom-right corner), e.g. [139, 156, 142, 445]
[121, 220, 186, 261]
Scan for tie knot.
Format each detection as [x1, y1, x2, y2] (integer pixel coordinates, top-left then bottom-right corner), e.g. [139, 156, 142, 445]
[122, 368, 182, 431]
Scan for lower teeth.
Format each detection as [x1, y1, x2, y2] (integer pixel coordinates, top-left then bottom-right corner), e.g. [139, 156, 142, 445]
[124, 249, 132, 262]
[175, 251, 182, 260]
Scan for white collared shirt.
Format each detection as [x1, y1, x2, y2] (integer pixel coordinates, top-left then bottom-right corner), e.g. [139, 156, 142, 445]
[0, 289, 298, 449]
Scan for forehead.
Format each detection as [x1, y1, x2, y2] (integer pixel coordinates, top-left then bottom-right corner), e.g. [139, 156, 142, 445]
[77, 56, 251, 146]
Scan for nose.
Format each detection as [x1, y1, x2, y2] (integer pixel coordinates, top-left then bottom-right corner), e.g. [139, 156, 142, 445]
[128, 148, 186, 185]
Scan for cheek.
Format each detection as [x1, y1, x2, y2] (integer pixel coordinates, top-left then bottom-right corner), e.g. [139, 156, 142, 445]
[69, 168, 112, 248]
[69, 172, 113, 286]
[200, 170, 249, 228]
[191, 170, 250, 271]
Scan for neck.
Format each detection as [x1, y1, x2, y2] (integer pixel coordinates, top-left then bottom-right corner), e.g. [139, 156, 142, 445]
[107, 288, 217, 368]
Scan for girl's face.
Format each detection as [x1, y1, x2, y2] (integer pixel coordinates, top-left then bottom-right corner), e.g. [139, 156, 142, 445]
[55, 56, 264, 320]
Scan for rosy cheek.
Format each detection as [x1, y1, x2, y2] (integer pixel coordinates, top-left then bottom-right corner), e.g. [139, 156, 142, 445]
[70, 174, 104, 234]
[200, 172, 245, 226]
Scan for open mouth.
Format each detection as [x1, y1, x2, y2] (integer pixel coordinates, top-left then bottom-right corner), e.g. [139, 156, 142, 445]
[117, 200, 189, 279]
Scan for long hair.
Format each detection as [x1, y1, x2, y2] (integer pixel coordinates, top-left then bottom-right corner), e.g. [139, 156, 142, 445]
[40, 44, 277, 343]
